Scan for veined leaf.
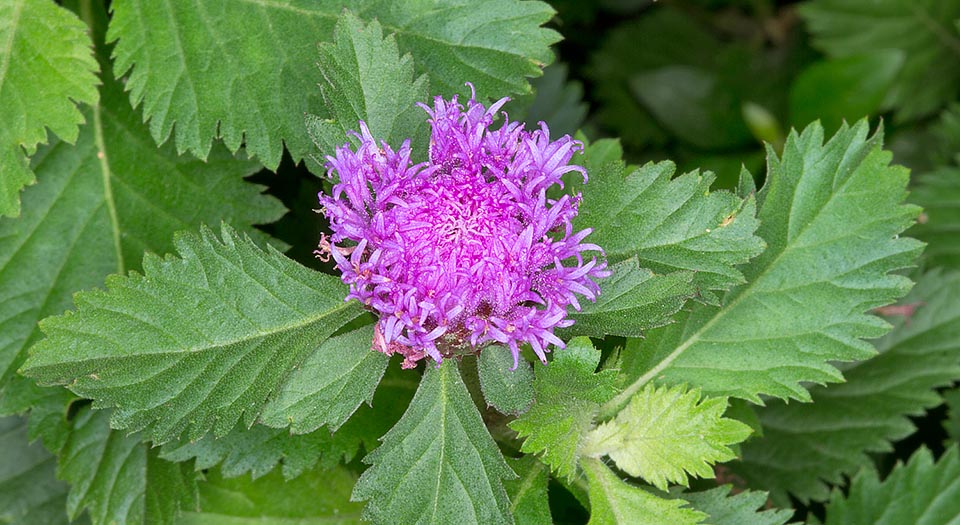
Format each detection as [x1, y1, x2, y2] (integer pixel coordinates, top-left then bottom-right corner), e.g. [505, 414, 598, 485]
[582, 458, 706, 525]
[107, 0, 558, 169]
[611, 121, 922, 412]
[176, 465, 363, 525]
[675, 486, 793, 525]
[0, 0, 99, 218]
[800, 0, 960, 121]
[732, 270, 960, 504]
[307, 10, 429, 159]
[583, 384, 752, 491]
[22, 226, 364, 444]
[822, 446, 960, 525]
[509, 337, 619, 481]
[60, 407, 197, 525]
[352, 360, 515, 525]
[504, 457, 552, 525]
[0, 416, 71, 525]
[910, 167, 960, 269]
[477, 345, 535, 416]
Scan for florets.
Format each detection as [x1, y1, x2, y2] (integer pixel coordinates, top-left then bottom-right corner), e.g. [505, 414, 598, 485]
[318, 85, 608, 369]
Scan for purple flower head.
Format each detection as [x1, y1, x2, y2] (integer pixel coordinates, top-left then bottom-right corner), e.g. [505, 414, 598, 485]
[317, 84, 609, 369]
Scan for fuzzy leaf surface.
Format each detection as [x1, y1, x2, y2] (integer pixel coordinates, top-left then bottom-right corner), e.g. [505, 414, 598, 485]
[0, 0, 99, 217]
[107, 0, 557, 169]
[732, 270, 960, 504]
[509, 337, 619, 481]
[477, 345, 534, 416]
[583, 459, 705, 525]
[352, 360, 515, 524]
[504, 457, 552, 525]
[618, 121, 922, 406]
[584, 384, 751, 490]
[822, 446, 960, 525]
[22, 226, 363, 444]
[676, 486, 793, 525]
[0, 416, 71, 525]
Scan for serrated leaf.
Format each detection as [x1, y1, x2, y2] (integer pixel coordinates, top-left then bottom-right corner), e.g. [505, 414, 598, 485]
[582, 458, 706, 525]
[822, 446, 960, 525]
[0, 416, 71, 525]
[0, 0, 99, 218]
[584, 384, 751, 490]
[477, 345, 534, 416]
[614, 121, 922, 407]
[574, 159, 764, 305]
[176, 465, 363, 525]
[674, 486, 793, 525]
[22, 226, 364, 444]
[504, 457, 552, 525]
[910, 167, 960, 269]
[565, 259, 695, 337]
[259, 325, 389, 434]
[106, 0, 558, 169]
[60, 406, 197, 525]
[352, 360, 515, 525]
[800, 0, 960, 121]
[732, 270, 960, 504]
[307, 10, 428, 159]
[509, 337, 619, 481]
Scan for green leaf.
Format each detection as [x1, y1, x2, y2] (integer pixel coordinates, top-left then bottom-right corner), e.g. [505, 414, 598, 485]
[822, 446, 960, 525]
[307, 10, 428, 158]
[504, 457, 552, 525]
[910, 167, 960, 269]
[106, 0, 558, 169]
[612, 121, 922, 408]
[0, 0, 99, 218]
[945, 387, 960, 444]
[583, 384, 751, 490]
[60, 406, 197, 525]
[477, 345, 534, 416]
[565, 260, 695, 338]
[509, 337, 619, 481]
[510, 62, 588, 138]
[800, 0, 960, 121]
[176, 465, 364, 525]
[352, 360, 515, 525]
[574, 159, 765, 304]
[582, 458, 706, 525]
[789, 52, 904, 133]
[732, 270, 960, 504]
[675, 486, 793, 525]
[21, 226, 364, 444]
[0, 416, 71, 525]
[259, 325, 389, 434]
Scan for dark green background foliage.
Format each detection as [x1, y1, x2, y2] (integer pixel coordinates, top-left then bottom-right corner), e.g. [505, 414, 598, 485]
[2, 0, 960, 524]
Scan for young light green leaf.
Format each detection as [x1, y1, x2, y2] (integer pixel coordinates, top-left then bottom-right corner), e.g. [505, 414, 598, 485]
[675, 486, 793, 525]
[259, 325, 390, 434]
[574, 160, 764, 305]
[477, 345, 534, 416]
[509, 337, 619, 481]
[822, 446, 960, 525]
[107, 0, 558, 169]
[0, 416, 71, 525]
[583, 384, 751, 490]
[800, 0, 960, 121]
[0, 0, 99, 218]
[307, 10, 428, 158]
[612, 121, 922, 410]
[504, 457, 552, 525]
[177, 465, 364, 525]
[60, 407, 197, 525]
[583, 458, 706, 525]
[352, 360, 515, 525]
[910, 167, 960, 269]
[732, 270, 960, 504]
[22, 226, 364, 444]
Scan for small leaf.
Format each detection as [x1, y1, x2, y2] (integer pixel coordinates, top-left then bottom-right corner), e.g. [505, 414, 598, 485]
[0, 0, 99, 217]
[584, 384, 752, 490]
[504, 457, 553, 525]
[477, 345, 534, 416]
[582, 458, 706, 525]
[675, 486, 793, 525]
[352, 360, 516, 525]
[0, 415, 71, 525]
[509, 337, 619, 481]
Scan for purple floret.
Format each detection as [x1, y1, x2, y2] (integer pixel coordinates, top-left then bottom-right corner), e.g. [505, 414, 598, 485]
[317, 85, 608, 369]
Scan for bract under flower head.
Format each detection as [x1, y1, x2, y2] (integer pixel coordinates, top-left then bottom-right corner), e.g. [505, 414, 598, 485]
[318, 84, 608, 369]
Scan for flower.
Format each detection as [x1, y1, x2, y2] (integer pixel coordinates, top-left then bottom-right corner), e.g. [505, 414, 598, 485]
[317, 84, 608, 369]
